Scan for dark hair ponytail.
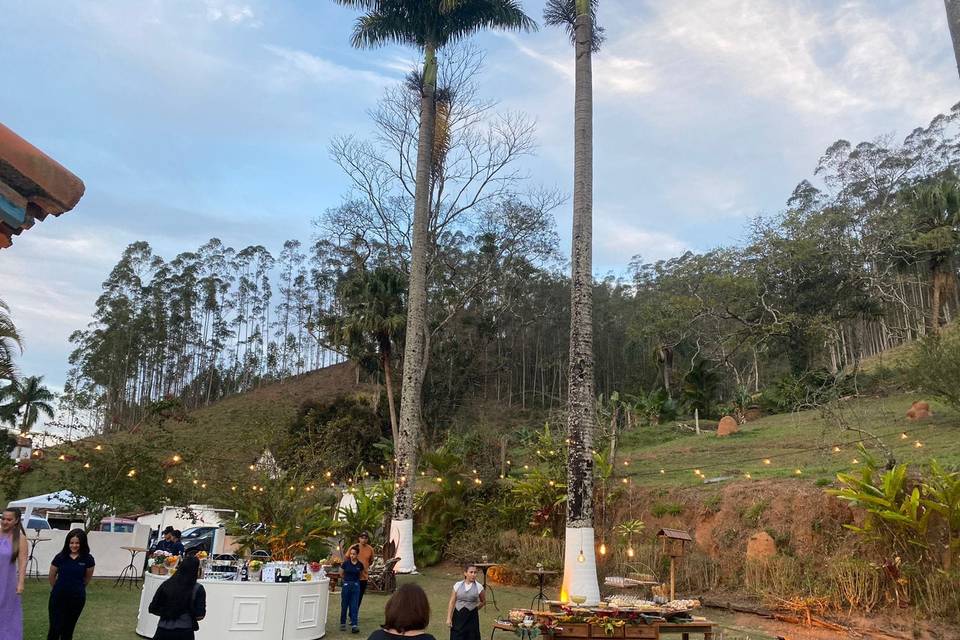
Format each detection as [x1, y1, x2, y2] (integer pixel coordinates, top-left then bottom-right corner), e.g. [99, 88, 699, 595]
[3, 509, 23, 564]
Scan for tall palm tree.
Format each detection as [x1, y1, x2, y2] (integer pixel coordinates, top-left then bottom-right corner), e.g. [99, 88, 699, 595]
[333, 0, 536, 573]
[946, 1, 960, 79]
[0, 375, 56, 434]
[544, 0, 603, 605]
[0, 297, 21, 384]
[327, 264, 407, 443]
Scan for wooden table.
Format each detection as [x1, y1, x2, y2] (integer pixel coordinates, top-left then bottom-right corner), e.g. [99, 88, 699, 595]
[492, 616, 715, 640]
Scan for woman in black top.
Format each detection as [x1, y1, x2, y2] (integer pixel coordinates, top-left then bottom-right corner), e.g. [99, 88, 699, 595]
[149, 555, 206, 640]
[47, 528, 95, 640]
[367, 583, 436, 640]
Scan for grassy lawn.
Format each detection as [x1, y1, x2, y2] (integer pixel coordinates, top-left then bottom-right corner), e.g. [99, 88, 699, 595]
[616, 393, 960, 487]
[21, 568, 778, 640]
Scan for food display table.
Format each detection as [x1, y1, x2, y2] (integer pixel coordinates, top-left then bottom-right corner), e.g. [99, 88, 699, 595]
[136, 572, 330, 640]
[496, 606, 714, 640]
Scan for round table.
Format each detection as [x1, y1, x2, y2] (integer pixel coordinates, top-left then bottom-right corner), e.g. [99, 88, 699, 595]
[116, 546, 148, 588]
[25, 537, 50, 581]
[524, 569, 558, 610]
[473, 562, 499, 611]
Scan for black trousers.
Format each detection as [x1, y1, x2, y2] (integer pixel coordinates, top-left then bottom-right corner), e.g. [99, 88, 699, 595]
[359, 580, 368, 606]
[153, 628, 195, 640]
[47, 591, 86, 640]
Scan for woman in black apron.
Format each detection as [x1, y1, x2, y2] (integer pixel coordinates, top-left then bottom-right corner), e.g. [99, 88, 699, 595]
[445, 564, 485, 640]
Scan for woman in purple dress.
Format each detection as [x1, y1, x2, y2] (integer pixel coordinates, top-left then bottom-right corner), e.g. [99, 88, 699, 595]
[0, 508, 28, 640]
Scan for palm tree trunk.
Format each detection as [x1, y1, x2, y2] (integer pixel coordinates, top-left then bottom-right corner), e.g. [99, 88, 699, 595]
[562, 2, 601, 606]
[381, 344, 399, 445]
[391, 43, 438, 575]
[946, 0, 960, 79]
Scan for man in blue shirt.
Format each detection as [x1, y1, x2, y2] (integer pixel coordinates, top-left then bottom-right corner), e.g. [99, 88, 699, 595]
[153, 526, 178, 554]
[170, 530, 186, 556]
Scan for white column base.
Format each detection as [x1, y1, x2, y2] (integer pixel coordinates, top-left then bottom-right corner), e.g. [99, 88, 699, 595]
[560, 526, 600, 605]
[390, 518, 417, 574]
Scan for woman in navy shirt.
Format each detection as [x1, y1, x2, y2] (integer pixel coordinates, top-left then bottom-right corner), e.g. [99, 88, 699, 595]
[340, 545, 364, 633]
[47, 529, 95, 640]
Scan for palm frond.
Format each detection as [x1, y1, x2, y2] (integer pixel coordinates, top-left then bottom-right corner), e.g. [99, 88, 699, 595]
[543, 0, 604, 51]
[439, 0, 537, 46]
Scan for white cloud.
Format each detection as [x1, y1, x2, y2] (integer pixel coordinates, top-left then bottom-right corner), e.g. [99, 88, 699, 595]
[205, 1, 259, 27]
[262, 45, 394, 89]
[594, 214, 689, 268]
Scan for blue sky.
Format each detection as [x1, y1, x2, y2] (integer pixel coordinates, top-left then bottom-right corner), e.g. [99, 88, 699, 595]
[0, 0, 956, 390]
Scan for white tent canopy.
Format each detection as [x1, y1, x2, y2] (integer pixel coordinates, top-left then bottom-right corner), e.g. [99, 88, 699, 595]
[7, 490, 84, 525]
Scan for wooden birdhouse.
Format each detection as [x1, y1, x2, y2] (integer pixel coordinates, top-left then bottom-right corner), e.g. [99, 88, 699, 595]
[657, 528, 691, 558]
[656, 528, 692, 601]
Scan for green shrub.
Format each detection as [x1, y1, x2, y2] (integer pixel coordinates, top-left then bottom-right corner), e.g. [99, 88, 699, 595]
[650, 502, 683, 517]
[910, 330, 960, 411]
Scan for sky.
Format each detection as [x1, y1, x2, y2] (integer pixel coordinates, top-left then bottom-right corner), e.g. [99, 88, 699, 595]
[0, 0, 957, 392]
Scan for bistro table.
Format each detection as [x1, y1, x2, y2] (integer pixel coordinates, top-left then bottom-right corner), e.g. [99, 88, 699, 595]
[473, 562, 499, 611]
[524, 569, 558, 611]
[116, 546, 149, 588]
[25, 536, 50, 581]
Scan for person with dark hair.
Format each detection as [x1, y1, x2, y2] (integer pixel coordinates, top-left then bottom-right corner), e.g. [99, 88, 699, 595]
[149, 555, 206, 640]
[47, 528, 95, 640]
[340, 545, 364, 633]
[354, 532, 375, 606]
[0, 508, 27, 639]
[367, 583, 435, 640]
[170, 530, 185, 557]
[445, 564, 485, 640]
[152, 527, 176, 554]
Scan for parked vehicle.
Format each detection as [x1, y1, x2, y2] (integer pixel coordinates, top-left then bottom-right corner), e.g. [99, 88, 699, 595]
[25, 515, 50, 531]
[181, 526, 218, 554]
[98, 517, 137, 533]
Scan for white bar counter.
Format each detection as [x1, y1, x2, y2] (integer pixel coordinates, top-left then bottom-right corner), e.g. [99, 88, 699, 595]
[137, 572, 329, 640]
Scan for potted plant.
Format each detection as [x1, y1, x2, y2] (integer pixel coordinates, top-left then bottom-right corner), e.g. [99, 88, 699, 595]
[151, 551, 171, 575]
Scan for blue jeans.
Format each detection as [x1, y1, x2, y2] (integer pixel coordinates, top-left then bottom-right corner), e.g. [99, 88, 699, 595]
[340, 581, 360, 627]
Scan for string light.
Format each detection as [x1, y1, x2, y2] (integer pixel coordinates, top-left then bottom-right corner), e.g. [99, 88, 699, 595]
[744, 473, 752, 479]
[599, 543, 606, 556]
[94, 445, 102, 451]
[621, 478, 629, 484]
[171, 454, 182, 463]
[231, 486, 237, 491]
[627, 546, 635, 558]
[166, 478, 173, 484]
[623, 460, 630, 466]
[914, 441, 923, 448]
[249, 464, 256, 471]
[901, 432, 909, 440]
[127, 469, 137, 477]
[58, 455, 66, 461]
[763, 459, 771, 465]
[832, 446, 841, 453]
[852, 458, 860, 465]
[794, 469, 802, 475]
[660, 469, 665, 474]
[83, 463, 90, 469]
[201, 483, 207, 489]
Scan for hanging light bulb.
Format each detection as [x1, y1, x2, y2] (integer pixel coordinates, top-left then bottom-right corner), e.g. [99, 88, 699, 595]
[832, 446, 841, 453]
[627, 546, 635, 558]
[577, 549, 585, 563]
[599, 542, 607, 556]
[901, 432, 909, 440]
[763, 459, 771, 465]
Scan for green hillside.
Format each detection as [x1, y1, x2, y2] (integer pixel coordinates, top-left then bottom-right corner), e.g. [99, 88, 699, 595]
[615, 394, 960, 488]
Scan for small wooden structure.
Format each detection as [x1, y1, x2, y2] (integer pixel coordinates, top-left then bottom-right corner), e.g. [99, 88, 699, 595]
[656, 528, 692, 601]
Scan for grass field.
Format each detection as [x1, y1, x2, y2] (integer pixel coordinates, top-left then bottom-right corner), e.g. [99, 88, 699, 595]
[615, 394, 960, 488]
[20, 568, 779, 640]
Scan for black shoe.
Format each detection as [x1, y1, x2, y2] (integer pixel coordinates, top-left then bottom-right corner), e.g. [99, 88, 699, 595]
[340, 624, 347, 631]
[352, 627, 360, 634]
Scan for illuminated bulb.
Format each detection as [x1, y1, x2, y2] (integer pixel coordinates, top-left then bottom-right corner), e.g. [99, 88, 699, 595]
[58, 455, 66, 461]
[523, 464, 529, 470]
[852, 458, 860, 465]
[763, 459, 771, 465]
[577, 550, 585, 563]
[549, 450, 556, 456]
[914, 441, 923, 448]
[127, 469, 137, 477]
[249, 464, 256, 471]
[599, 543, 606, 556]
[289, 486, 295, 491]
[83, 463, 90, 469]
[201, 483, 207, 489]
[456, 480, 461, 485]
[325, 471, 332, 478]
[252, 485, 258, 491]
[330, 482, 335, 487]
[627, 546, 635, 558]
[536, 450, 541, 455]
[193, 479, 198, 485]
[506, 460, 512, 465]
[421, 471, 426, 476]
[436, 477, 442, 483]
[832, 446, 841, 453]
[794, 469, 802, 475]
[548, 480, 555, 487]
[472, 469, 477, 474]
[621, 478, 629, 484]
[476, 479, 482, 485]
[231, 486, 237, 491]
[172, 454, 182, 463]
[400, 475, 406, 482]
[623, 460, 629, 466]
[259, 487, 265, 492]
[901, 432, 909, 440]
[94, 445, 102, 451]
[660, 469, 666, 474]
[166, 478, 173, 484]
[694, 469, 701, 476]
[745, 473, 752, 479]
[499, 474, 504, 479]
